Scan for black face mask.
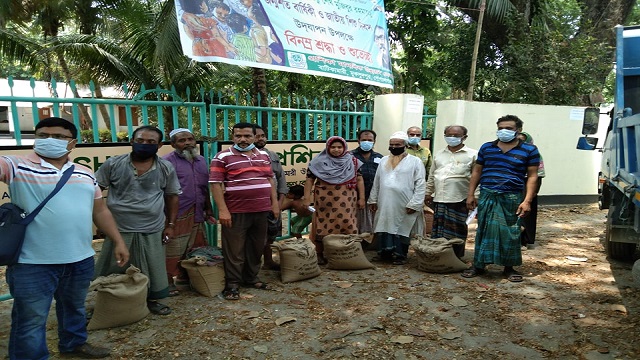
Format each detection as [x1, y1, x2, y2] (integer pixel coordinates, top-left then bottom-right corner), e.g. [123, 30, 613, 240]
[132, 143, 159, 160]
[389, 146, 405, 156]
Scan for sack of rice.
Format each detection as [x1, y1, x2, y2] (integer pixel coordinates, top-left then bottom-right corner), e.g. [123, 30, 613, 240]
[271, 237, 321, 283]
[412, 237, 467, 273]
[87, 265, 149, 330]
[180, 256, 225, 297]
[322, 233, 374, 270]
[633, 259, 640, 287]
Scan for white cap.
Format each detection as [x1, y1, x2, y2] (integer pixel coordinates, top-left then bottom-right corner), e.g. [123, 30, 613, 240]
[390, 131, 409, 141]
[169, 128, 192, 138]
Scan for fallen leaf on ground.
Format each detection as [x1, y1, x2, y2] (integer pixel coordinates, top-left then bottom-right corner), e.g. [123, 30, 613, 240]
[390, 335, 414, 344]
[610, 304, 627, 313]
[335, 282, 353, 288]
[275, 316, 297, 326]
[243, 311, 260, 319]
[253, 345, 268, 353]
[438, 326, 462, 340]
[449, 296, 468, 307]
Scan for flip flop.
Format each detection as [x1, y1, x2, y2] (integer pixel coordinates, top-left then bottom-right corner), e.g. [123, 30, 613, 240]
[504, 270, 524, 282]
[392, 258, 407, 265]
[461, 267, 486, 278]
[250, 282, 272, 290]
[147, 301, 171, 315]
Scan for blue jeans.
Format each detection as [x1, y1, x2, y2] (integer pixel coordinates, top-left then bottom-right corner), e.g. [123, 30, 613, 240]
[6, 257, 94, 360]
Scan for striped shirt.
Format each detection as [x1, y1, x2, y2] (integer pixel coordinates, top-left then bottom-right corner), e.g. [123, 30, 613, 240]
[476, 140, 540, 193]
[0, 153, 100, 264]
[209, 147, 274, 213]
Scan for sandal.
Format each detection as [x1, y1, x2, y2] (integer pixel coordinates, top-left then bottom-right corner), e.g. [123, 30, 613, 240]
[461, 267, 486, 278]
[317, 256, 327, 265]
[392, 258, 407, 265]
[504, 270, 524, 283]
[168, 285, 180, 297]
[222, 288, 240, 300]
[147, 301, 171, 315]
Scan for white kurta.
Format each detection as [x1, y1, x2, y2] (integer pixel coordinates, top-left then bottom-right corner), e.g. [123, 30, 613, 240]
[368, 154, 426, 237]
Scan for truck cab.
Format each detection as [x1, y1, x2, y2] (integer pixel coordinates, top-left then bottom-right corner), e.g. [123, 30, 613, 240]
[577, 25, 640, 261]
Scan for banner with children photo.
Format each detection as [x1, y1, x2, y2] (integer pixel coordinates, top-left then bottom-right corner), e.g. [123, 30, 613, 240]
[175, 0, 393, 88]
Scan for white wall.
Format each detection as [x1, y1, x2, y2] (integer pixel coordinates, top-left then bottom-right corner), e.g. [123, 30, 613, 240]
[435, 100, 609, 197]
[372, 94, 424, 144]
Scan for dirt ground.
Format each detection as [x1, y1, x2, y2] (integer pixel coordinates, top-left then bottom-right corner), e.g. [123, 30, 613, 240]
[1, 203, 639, 360]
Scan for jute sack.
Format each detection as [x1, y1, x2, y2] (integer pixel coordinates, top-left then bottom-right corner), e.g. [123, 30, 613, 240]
[412, 236, 467, 273]
[633, 259, 640, 287]
[271, 237, 321, 283]
[322, 233, 374, 270]
[180, 256, 225, 297]
[87, 265, 149, 330]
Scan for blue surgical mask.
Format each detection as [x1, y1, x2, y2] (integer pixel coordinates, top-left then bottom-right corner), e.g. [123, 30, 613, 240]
[497, 129, 517, 142]
[233, 143, 255, 152]
[444, 136, 463, 147]
[132, 143, 159, 159]
[407, 137, 421, 146]
[34, 138, 71, 159]
[359, 141, 374, 151]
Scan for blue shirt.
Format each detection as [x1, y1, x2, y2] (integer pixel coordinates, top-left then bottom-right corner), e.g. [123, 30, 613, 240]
[0, 153, 100, 264]
[476, 140, 540, 193]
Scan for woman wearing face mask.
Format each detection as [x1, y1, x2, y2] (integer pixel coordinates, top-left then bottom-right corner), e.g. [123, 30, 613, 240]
[425, 125, 478, 258]
[304, 136, 365, 265]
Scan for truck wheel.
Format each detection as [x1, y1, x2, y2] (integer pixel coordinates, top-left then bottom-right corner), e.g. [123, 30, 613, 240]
[605, 207, 637, 261]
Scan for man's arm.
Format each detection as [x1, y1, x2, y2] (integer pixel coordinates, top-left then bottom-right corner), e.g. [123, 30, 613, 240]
[303, 177, 314, 207]
[163, 194, 179, 240]
[93, 198, 129, 267]
[269, 177, 280, 219]
[466, 164, 483, 210]
[407, 160, 426, 214]
[425, 155, 436, 203]
[211, 182, 231, 227]
[517, 166, 539, 217]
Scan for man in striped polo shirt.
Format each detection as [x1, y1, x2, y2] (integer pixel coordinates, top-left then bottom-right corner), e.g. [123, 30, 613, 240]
[463, 115, 540, 282]
[1, 117, 129, 359]
[210, 122, 279, 300]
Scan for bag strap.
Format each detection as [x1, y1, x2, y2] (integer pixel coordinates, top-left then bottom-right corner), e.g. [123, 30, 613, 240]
[21, 165, 75, 225]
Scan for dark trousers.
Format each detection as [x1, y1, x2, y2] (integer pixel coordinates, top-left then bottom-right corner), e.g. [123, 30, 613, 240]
[221, 212, 269, 289]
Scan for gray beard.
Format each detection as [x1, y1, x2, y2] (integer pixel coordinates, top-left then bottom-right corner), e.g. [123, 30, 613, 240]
[180, 148, 198, 161]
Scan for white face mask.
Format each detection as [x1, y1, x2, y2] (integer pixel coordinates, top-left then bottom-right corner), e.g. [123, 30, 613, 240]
[34, 138, 71, 158]
[444, 136, 463, 147]
[407, 137, 421, 146]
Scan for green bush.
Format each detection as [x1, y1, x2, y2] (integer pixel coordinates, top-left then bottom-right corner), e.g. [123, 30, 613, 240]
[80, 129, 129, 143]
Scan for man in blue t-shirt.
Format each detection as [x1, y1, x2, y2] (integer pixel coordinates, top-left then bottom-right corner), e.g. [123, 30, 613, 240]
[463, 115, 540, 282]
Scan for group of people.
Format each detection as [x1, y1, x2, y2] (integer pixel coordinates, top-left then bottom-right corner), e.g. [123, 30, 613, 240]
[1, 115, 542, 359]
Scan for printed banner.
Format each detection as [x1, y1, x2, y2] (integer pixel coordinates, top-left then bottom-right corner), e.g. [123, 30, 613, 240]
[175, 0, 393, 88]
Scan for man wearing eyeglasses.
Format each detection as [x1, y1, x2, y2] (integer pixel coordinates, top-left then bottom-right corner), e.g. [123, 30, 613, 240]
[1, 117, 129, 359]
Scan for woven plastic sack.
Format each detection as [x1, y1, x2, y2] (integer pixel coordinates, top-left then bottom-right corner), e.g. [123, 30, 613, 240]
[412, 237, 467, 273]
[322, 233, 374, 270]
[87, 265, 149, 330]
[180, 256, 225, 297]
[633, 259, 640, 287]
[271, 237, 321, 283]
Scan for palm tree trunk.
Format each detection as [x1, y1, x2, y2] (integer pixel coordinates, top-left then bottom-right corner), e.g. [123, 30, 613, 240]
[55, 49, 93, 130]
[94, 82, 112, 131]
[252, 67, 269, 128]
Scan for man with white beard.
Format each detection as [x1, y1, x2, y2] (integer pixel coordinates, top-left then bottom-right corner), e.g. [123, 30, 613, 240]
[162, 128, 214, 295]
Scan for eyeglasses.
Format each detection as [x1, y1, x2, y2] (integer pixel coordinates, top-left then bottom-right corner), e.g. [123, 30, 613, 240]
[35, 133, 74, 140]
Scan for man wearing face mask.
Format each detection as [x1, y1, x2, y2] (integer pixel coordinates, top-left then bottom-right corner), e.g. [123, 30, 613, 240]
[209, 122, 279, 300]
[94, 125, 181, 315]
[351, 129, 383, 234]
[406, 126, 433, 176]
[1, 117, 129, 359]
[425, 125, 478, 258]
[368, 131, 426, 265]
[463, 115, 540, 283]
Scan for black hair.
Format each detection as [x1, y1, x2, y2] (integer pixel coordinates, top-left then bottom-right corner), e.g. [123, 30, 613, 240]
[227, 12, 248, 33]
[132, 125, 163, 142]
[35, 117, 78, 138]
[249, 3, 268, 25]
[233, 122, 256, 134]
[288, 185, 304, 199]
[444, 125, 468, 136]
[497, 115, 523, 129]
[211, 1, 230, 12]
[357, 129, 376, 140]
